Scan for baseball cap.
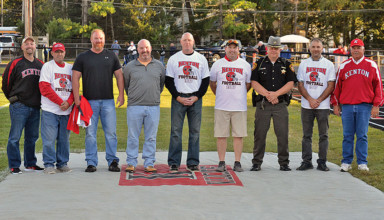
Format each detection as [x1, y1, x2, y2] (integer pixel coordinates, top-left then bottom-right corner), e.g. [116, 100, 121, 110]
[22, 36, 35, 44]
[350, 38, 364, 47]
[52, 43, 65, 52]
[226, 39, 239, 47]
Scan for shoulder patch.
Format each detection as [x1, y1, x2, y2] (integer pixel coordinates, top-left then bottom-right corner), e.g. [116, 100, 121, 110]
[289, 64, 294, 72]
[252, 62, 257, 71]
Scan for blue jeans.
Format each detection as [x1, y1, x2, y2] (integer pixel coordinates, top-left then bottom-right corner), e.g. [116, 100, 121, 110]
[85, 99, 119, 166]
[168, 98, 202, 166]
[41, 110, 70, 168]
[126, 105, 160, 167]
[160, 56, 165, 66]
[341, 103, 372, 165]
[7, 102, 40, 168]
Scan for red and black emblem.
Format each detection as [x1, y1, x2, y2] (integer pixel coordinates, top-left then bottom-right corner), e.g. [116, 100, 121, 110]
[59, 78, 67, 88]
[226, 72, 236, 81]
[309, 72, 319, 82]
[183, 65, 192, 75]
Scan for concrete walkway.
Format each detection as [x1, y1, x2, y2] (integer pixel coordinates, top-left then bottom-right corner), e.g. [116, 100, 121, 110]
[0, 152, 383, 220]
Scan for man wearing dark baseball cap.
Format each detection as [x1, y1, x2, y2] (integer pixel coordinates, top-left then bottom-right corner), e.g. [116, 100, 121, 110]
[331, 38, 384, 172]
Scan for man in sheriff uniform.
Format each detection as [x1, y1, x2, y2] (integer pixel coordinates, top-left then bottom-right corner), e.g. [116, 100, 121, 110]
[250, 36, 297, 171]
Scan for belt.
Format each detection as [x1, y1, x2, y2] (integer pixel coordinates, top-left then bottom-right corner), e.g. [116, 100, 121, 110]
[179, 93, 195, 97]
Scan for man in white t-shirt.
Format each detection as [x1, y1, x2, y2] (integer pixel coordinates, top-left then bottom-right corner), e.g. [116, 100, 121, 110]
[39, 43, 74, 174]
[165, 32, 210, 172]
[296, 38, 336, 171]
[210, 39, 251, 172]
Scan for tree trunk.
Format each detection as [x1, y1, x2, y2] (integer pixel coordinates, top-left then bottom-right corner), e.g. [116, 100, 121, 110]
[110, 14, 115, 41]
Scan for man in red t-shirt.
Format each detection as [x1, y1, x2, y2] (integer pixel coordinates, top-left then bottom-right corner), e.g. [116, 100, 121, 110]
[331, 39, 384, 172]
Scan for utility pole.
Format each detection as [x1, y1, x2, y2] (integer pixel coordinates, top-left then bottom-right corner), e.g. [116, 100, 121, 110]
[182, 0, 185, 33]
[82, 0, 88, 26]
[219, 0, 223, 39]
[24, 0, 33, 36]
[1, 0, 3, 27]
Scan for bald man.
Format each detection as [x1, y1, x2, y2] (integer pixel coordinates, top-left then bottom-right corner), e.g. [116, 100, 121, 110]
[123, 39, 165, 173]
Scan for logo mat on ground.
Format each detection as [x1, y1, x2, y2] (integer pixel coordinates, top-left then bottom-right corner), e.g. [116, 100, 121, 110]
[119, 164, 243, 186]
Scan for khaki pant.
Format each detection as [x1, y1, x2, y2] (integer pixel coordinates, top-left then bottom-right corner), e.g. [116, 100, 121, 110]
[252, 101, 289, 166]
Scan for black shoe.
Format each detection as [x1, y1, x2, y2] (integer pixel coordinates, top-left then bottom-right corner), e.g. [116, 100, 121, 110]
[186, 165, 199, 172]
[85, 165, 97, 172]
[10, 168, 22, 174]
[296, 162, 314, 171]
[233, 161, 244, 172]
[169, 165, 179, 173]
[317, 163, 330, 171]
[280, 165, 291, 171]
[108, 160, 120, 172]
[250, 164, 261, 171]
[216, 161, 226, 172]
[25, 165, 44, 172]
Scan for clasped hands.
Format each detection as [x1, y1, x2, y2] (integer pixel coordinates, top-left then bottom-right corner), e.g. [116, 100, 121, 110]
[265, 91, 279, 105]
[177, 96, 198, 106]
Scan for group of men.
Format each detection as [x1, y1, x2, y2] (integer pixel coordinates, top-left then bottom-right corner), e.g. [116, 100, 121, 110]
[2, 29, 383, 175]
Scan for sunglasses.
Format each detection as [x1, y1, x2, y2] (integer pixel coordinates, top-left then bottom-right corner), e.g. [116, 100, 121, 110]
[227, 40, 238, 44]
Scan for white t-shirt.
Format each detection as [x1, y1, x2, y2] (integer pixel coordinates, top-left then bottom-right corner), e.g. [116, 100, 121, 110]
[166, 51, 210, 93]
[297, 56, 336, 109]
[40, 60, 73, 115]
[210, 57, 251, 111]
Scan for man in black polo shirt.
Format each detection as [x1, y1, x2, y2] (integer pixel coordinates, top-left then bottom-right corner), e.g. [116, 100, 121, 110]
[72, 29, 125, 173]
[250, 36, 297, 171]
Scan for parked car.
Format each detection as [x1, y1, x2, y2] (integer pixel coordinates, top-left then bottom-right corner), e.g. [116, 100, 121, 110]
[0, 34, 21, 54]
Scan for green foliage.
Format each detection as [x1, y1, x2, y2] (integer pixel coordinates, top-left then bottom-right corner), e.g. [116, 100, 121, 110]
[223, 13, 251, 38]
[88, 0, 116, 17]
[46, 18, 100, 42]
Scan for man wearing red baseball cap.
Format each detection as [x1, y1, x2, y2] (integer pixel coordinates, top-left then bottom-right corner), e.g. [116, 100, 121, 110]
[39, 42, 74, 174]
[331, 38, 384, 172]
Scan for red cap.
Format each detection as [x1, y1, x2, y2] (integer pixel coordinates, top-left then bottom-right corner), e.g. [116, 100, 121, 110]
[52, 43, 65, 52]
[350, 39, 364, 47]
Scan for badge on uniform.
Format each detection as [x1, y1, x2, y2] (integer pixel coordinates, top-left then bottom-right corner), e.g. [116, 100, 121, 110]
[281, 68, 286, 74]
[289, 64, 294, 72]
[252, 63, 257, 71]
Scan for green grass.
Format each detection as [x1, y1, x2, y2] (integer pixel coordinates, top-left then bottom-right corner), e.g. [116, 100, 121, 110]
[1, 68, 384, 191]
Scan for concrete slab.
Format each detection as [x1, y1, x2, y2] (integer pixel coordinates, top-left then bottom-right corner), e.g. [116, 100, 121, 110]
[0, 152, 383, 220]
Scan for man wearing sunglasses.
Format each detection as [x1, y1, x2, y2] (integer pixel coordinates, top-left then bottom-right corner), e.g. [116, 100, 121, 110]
[210, 39, 251, 172]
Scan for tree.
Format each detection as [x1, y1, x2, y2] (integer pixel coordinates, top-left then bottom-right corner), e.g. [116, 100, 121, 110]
[46, 17, 99, 42]
[88, 0, 116, 40]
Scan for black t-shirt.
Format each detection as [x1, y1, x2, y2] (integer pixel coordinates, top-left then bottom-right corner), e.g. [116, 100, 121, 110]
[251, 56, 297, 92]
[72, 49, 121, 100]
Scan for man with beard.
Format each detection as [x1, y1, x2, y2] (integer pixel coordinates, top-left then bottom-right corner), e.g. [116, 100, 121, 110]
[72, 29, 125, 173]
[123, 39, 165, 173]
[2, 36, 44, 174]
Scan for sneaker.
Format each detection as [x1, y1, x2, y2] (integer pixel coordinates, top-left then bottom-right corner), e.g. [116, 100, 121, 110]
[216, 161, 226, 172]
[296, 162, 314, 171]
[125, 165, 135, 173]
[250, 164, 261, 171]
[186, 165, 199, 172]
[25, 165, 44, 172]
[85, 165, 97, 172]
[358, 164, 369, 171]
[10, 168, 22, 174]
[44, 167, 56, 174]
[144, 166, 157, 173]
[317, 163, 330, 171]
[57, 166, 72, 173]
[340, 163, 352, 172]
[280, 164, 291, 171]
[169, 165, 179, 173]
[233, 161, 244, 172]
[108, 160, 120, 172]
